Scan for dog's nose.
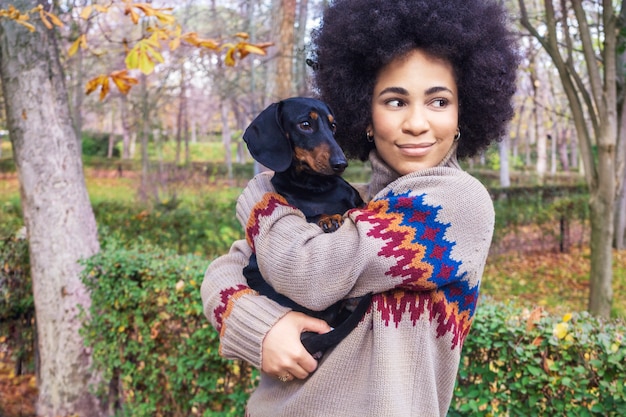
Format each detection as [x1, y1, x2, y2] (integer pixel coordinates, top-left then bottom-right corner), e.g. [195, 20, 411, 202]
[332, 161, 348, 173]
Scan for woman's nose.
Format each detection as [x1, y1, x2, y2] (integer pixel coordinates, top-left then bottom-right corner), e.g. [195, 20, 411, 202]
[402, 105, 429, 135]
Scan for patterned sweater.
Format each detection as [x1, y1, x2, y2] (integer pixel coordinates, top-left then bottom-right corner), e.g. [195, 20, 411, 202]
[201, 150, 494, 416]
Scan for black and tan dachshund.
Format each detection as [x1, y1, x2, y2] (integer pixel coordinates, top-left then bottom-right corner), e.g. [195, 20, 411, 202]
[242, 97, 372, 360]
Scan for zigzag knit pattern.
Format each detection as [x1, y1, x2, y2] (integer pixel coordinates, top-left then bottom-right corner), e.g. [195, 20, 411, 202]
[355, 189, 478, 348]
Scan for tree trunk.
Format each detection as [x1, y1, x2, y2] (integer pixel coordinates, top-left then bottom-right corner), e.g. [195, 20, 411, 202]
[119, 95, 132, 160]
[518, 0, 622, 318]
[530, 60, 547, 178]
[295, 0, 310, 96]
[615, 178, 626, 249]
[499, 136, 511, 187]
[0, 2, 106, 415]
[588, 194, 614, 317]
[221, 99, 233, 179]
[270, 0, 296, 100]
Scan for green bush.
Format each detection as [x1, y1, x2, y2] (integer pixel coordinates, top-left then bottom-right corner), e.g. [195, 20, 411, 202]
[0, 198, 23, 239]
[451, 301, 626, 416]
[92, 197, 243, 258]
[490, 186, 589, 249]
[0, 233, 34, 375]
[82, 131, 121, 158]
[80, 241, 256, 417]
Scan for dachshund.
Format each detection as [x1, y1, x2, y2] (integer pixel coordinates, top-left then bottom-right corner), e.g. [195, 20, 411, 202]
[242, 97, 372, 360]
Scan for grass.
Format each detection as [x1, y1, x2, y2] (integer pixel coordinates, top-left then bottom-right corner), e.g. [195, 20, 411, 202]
[482, 246, 626, 319]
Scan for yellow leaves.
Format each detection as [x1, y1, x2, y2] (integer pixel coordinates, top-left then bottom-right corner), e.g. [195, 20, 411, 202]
[0, 5, 35, 32]
[68, 1, 272, 99]
[125, 35, 165, 75]
[553, 313, 574, 341]
[32, 5, 64, 30]
[553, 321, 569, 339]
[222, 40, 273, 67]
[79, 4, 110, 20]
[123, 1, 175, 26]
[68, 34, 87, 57]
[0, 5, 63, 32]
[180, 32, 220, 51]
[85, 70, 138, 101]
[111, 70, 139, 95]
[85, 74, 111, 101]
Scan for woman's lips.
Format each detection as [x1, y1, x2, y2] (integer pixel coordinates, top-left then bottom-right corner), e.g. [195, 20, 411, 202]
[397, 142, 434, 157]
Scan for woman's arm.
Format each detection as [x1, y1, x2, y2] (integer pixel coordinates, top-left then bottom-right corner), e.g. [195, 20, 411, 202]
[201, 238, 330, 376]
[236, 168, 495, 310]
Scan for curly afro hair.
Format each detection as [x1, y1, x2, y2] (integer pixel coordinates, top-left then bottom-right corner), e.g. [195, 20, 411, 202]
[309, 0, 519, 161]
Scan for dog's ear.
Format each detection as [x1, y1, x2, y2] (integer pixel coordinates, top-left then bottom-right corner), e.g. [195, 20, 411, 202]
[243, 102, 292, 172]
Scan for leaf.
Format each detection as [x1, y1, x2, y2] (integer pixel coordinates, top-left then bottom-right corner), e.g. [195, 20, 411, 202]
[110, 70, 138, 95]
[39, 9, 63, 29]
[239, 43, 268, 58]
[526, 306, 543, 331]
[68, 34, 87, 57]
[553, 322, 569, 340]
[224, 47, 237, 67]
[79, 5, 93, 20]
[182, 32, 219, 50]
[136, 52, 155, 74]
[15, 19, 36, 32]
[125, 48, 139, 70]
[43, 11, 64, 28]
[85, 74, 110, 101]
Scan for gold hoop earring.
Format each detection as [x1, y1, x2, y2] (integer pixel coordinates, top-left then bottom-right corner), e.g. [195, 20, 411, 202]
[366, 131, 374, 143]
[454, 129, 461, 142]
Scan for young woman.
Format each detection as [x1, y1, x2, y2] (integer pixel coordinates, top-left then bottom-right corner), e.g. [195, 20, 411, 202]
[201, 0, 519, 415]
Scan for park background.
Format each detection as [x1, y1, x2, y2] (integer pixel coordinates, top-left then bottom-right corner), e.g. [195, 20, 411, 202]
[0, 0, 625, 416]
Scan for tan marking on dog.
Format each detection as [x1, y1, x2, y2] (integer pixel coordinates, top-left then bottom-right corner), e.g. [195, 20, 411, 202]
[294, 143, 334, 175]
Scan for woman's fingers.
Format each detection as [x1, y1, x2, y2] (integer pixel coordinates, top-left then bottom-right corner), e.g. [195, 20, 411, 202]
[261, 311, 332, 379]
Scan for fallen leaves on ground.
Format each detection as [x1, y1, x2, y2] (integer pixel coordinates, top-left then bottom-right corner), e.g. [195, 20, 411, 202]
[0, 350, 36, 417]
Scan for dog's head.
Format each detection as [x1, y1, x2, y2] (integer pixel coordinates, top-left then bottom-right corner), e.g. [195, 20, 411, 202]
[243, 97, 348, 175]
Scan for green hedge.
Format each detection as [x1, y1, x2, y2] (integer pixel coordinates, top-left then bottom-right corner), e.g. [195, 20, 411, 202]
[80, 241, 255, 417]
[0, 233, 33, 375]
[93, 198, 243, 258]
[451, 301, 626, 416]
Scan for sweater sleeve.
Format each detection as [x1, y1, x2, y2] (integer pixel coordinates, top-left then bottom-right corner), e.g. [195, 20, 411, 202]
[236, 167, 495, 312]
[201, 238, 291, 368]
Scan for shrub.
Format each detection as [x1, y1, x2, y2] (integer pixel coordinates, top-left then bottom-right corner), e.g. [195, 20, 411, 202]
[80, 241, 256, 417]
[451, 301, 626, 416]
[82, 131, 121, 158]
[92, 197, 243, 258]
[0, 232, 34, 375]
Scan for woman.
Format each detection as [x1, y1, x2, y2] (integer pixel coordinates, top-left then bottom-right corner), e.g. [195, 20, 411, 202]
[201, 0, 519, 415]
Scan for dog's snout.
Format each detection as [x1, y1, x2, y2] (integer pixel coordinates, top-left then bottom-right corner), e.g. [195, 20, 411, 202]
[332, 159, 348, 174]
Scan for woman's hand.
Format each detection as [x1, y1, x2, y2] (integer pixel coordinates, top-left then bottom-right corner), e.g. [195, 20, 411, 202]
[261, 312, 332, 381]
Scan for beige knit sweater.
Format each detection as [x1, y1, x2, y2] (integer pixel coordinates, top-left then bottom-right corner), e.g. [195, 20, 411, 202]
[201, 150, 494, 417]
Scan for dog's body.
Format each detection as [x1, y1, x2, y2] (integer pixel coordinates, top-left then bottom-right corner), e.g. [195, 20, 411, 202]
[242, 97, 371, 359]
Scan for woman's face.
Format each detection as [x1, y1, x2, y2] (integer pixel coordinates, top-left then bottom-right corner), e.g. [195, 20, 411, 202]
[369, 49, 459, 176]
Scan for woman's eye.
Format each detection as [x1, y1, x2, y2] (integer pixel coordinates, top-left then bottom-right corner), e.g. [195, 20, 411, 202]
[432, 98, 448, 108]
[386, 99, 404, 107]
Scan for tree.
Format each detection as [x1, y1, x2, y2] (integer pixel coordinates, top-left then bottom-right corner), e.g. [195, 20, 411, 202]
[1, 2, 274, 414]
[518, 0, 626, 318]
[0, 1, 106, 415]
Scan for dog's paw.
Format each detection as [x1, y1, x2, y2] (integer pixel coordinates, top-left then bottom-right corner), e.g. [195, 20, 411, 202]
[317, 214, 343, 233]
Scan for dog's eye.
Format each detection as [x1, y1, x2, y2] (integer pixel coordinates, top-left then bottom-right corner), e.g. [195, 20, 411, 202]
[330, 123, 337, 133]
[299, 121, 313, 131]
